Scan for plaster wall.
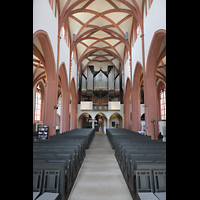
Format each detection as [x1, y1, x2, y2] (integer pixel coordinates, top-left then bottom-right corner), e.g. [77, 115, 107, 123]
[71, 58, 77, 87]
[131, 36, 143, 79]
[59, 38, 70, 81]
[77, 104, 124, 120]
[124, 58, 130, 90]
[33, 0, 58, 71]
[144, 0, 166, 69]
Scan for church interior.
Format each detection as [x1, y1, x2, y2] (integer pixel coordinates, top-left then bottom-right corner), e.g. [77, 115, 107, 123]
[33, 0, 166, 199]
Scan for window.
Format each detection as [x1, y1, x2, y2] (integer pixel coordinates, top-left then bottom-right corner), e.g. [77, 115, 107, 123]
[160, 89, 166, 120]
[35, 84, 42, 121]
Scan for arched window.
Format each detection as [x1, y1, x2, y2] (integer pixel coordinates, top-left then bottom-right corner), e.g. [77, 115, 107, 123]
[35, 84, 42, 122]
[160, 89, 166, 120]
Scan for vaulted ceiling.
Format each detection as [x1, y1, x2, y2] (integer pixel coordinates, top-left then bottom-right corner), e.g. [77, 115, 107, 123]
[59, 0, 143, 74]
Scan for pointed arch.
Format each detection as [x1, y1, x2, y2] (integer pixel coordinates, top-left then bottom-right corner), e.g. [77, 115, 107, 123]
[70, 78, 77, 130]
[146, 29, 166, 80]
[124, 78, 132, 130]
[145, 29, 166, 139]
[94, 112, 108, 120]
[132, 61, 143, 132]
[109, 112, 123, 129]
[33, 30, 56, 82]
[59, 62, 70, 133]
[33, 30, 57, 137]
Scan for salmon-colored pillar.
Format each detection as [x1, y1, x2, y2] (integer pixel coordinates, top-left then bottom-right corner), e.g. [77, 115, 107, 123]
[60, 91, 69, 133]
[145, 78, 159, 139]
[124, 93, 130, 130]
[43, 80, 57, 138]
[132, 89, 141, 132]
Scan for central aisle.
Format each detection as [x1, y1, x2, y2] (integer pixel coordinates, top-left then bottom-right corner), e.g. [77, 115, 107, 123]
[68, 132, 133, 200]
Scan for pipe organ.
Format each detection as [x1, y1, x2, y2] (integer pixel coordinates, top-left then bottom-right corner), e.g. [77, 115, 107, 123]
[81, 65, 121, 102]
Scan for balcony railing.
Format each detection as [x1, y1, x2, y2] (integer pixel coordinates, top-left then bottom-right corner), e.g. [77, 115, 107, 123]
[93, 106, 108, 110]
[80, 101, 120, 111]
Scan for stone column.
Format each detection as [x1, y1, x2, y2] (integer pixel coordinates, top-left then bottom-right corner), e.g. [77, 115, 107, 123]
[92, 119, 95, 129]
[107, 118, 109, 128]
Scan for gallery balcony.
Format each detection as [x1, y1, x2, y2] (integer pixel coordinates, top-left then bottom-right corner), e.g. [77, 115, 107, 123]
[80, 101, 121, 111]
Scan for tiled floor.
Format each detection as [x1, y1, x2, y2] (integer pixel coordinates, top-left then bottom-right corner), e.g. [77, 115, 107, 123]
[68, 133, 133, 200]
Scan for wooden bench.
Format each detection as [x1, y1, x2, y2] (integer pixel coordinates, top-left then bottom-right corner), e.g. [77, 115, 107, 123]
[129, 157, 166, 193]
[36, 192, 59, 200]
[33, 129, 95, 199]
[33, 163, 65, 200]
[135, 169, 166, 200]
[135, 170, 158, 200]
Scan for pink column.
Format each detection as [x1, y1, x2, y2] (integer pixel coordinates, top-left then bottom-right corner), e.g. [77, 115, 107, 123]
[43, 80, 57, 138]
[60, 91, 69, 133]
[132, 89, 141, 132]
[145, 78, 159, 140]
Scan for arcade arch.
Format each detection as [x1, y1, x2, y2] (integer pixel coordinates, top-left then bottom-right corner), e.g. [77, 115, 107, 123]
[33, 30, 57, 137]
[94, 113, 107, 132]
[78, 113, 92, 128]
[58, 63, 70, 133]
[124, 78, 132, 130]
[70, 78, 77, 130]
[109, 113, 123, 129]
[145, 29, 166, 139]
[132, 62, 143, 132]
[77, 111, 123, 131]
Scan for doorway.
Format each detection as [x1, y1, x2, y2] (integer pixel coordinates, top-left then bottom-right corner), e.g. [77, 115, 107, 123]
[94, 113, 107, 133]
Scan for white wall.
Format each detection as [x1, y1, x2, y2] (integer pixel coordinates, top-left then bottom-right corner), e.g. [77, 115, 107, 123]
[77, 104, 124, 120]
[71, 58, 77, 87]
[108, 101, 121, 110]
[80, 101, 93, 110]
[131, 36, 143, 78]
[34, 0, 72, 86]
[124, 55, 130, 89]
[144, 0, 166, 69]
[59, 38, 70, 81]
[33, 0, 58, 72]
[129, 0, 166, 86]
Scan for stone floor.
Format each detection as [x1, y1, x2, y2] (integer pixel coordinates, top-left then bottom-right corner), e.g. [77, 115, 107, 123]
[68, 132, 133, 200]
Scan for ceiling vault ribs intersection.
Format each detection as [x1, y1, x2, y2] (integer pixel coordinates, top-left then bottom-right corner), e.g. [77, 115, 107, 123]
[59, 0, 143, 74]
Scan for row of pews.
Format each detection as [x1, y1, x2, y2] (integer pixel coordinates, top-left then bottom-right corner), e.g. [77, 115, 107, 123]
[33, 128, 95, 200]
[106, 128, 166, 200]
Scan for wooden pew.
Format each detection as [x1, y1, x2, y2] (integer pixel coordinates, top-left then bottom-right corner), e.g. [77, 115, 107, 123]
[153, 170, 166, 200]
[33, 128, 95, 199]
[107, 128, 166, 197]
[33, 162, 65, 200]
[135, 170, 159, 200]
[33, 157, 72, 192]
[129, 157, 166, 193]
[135, 169, 166, 200]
